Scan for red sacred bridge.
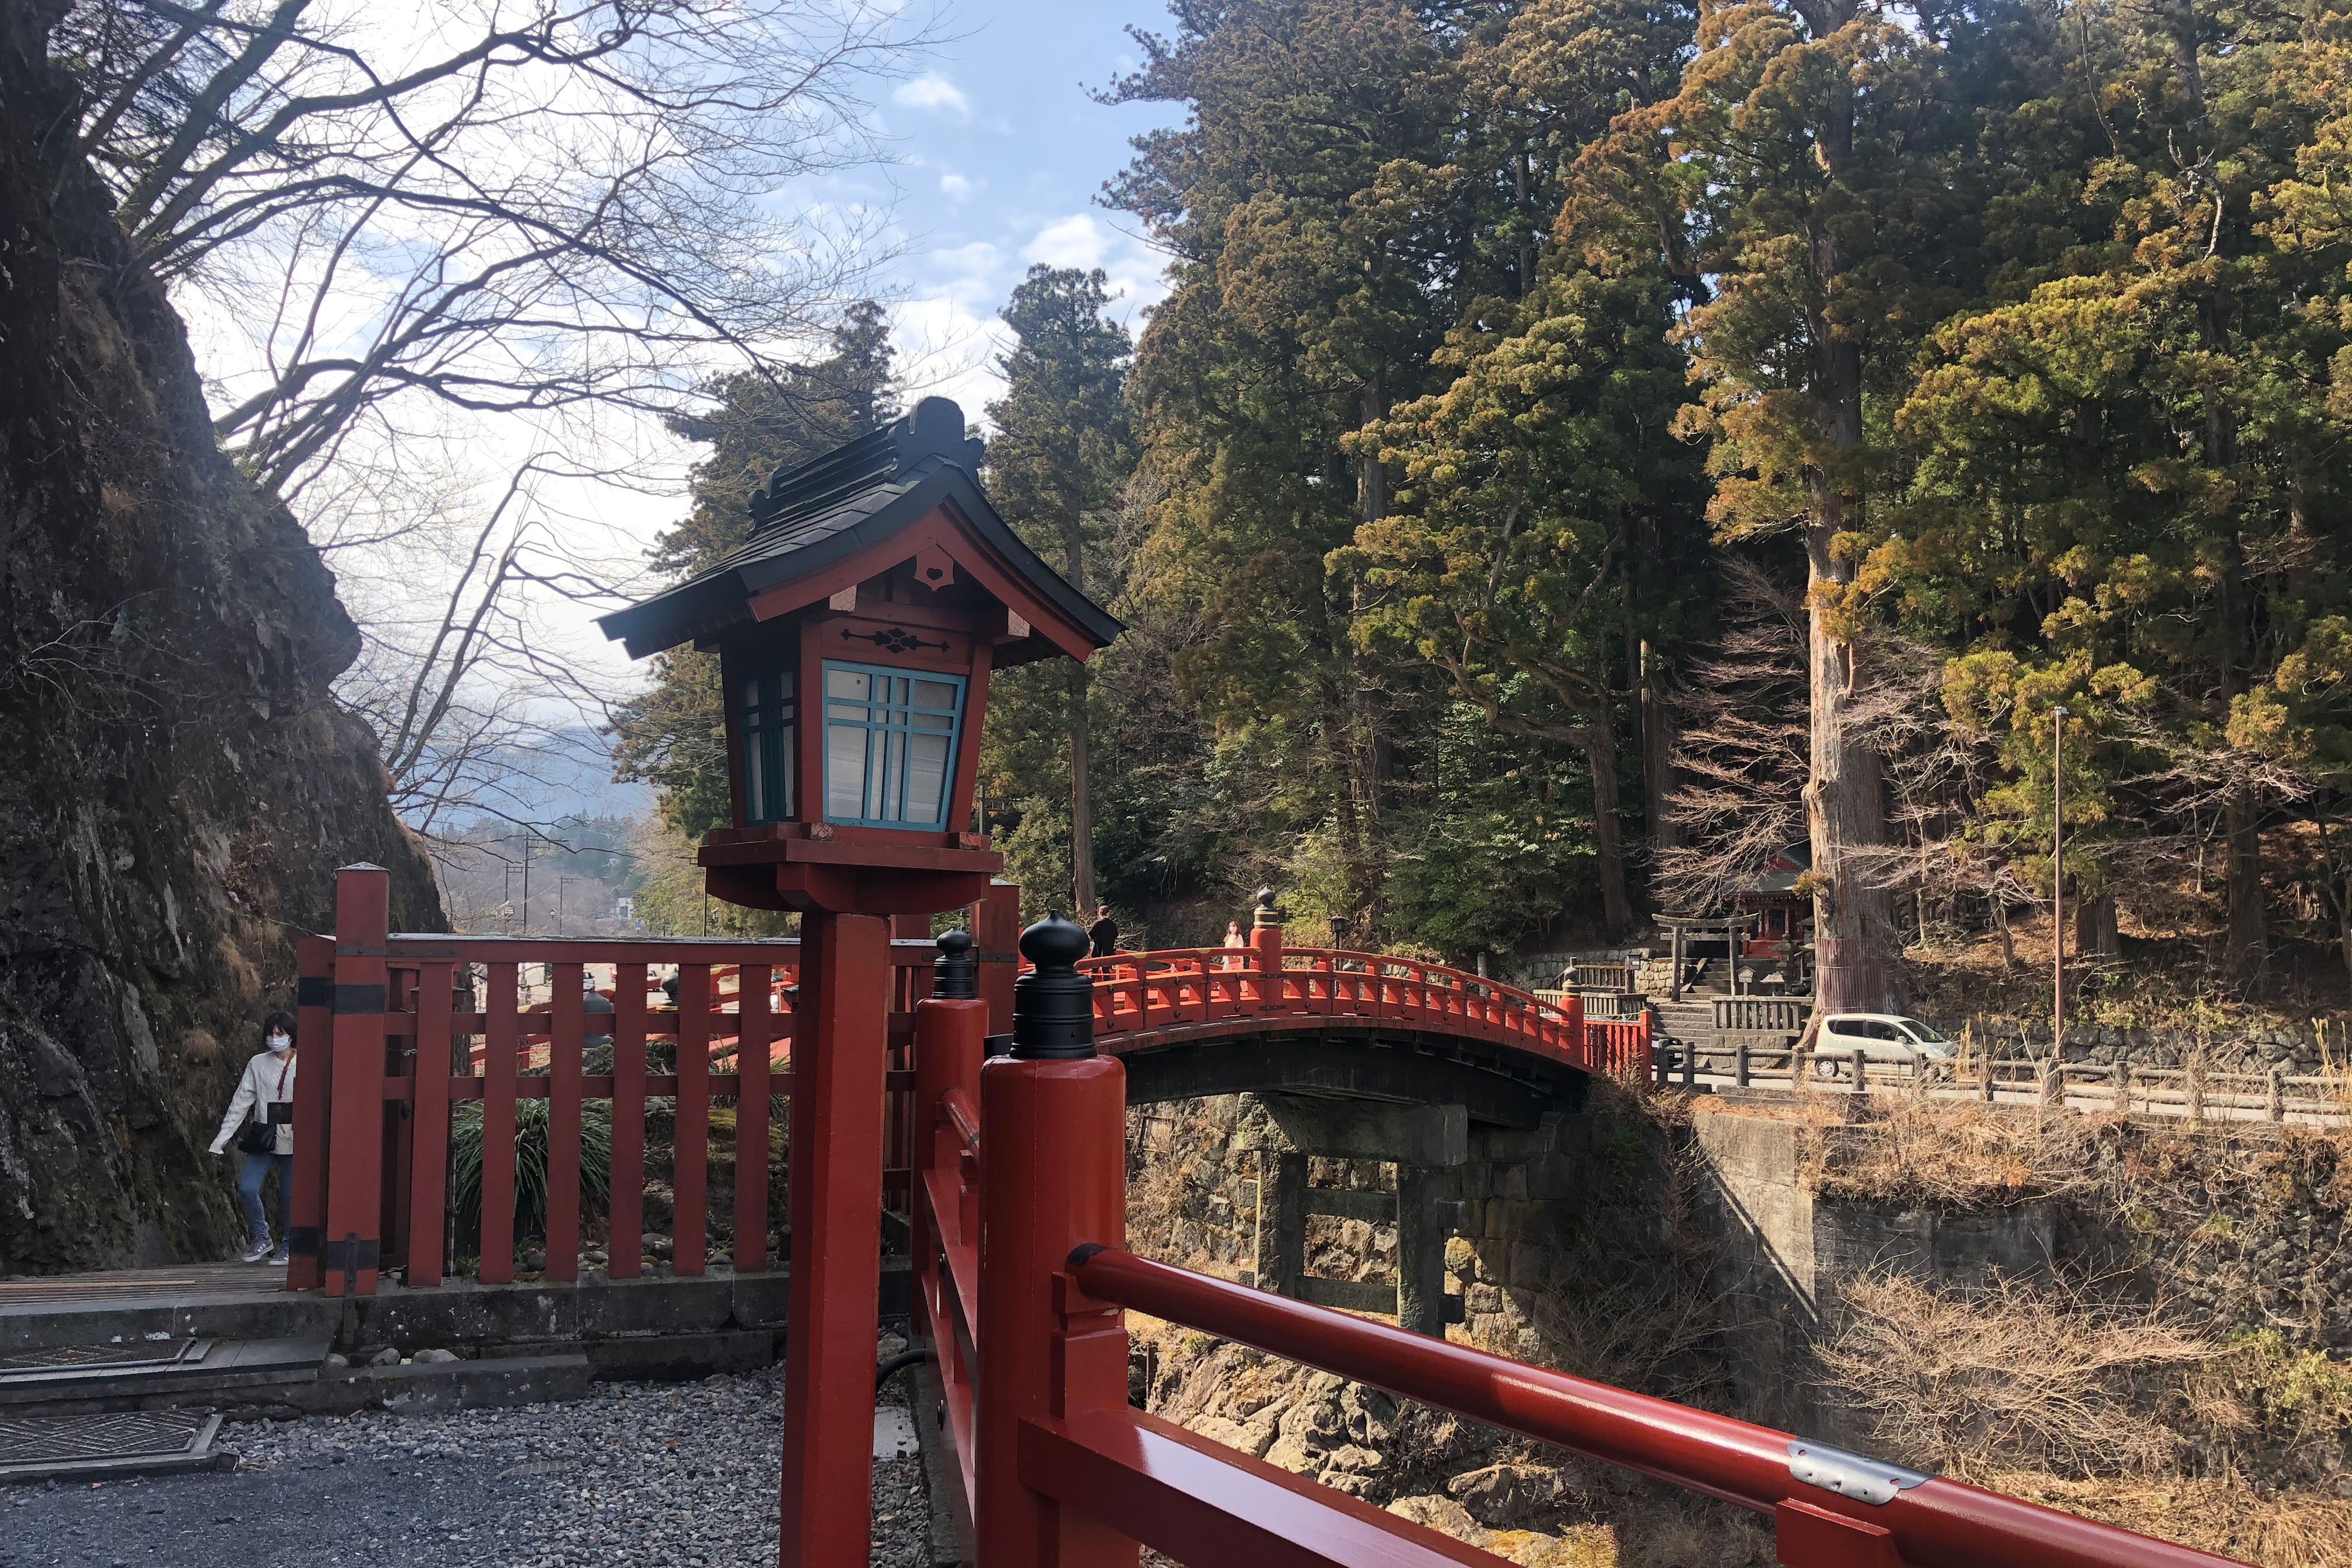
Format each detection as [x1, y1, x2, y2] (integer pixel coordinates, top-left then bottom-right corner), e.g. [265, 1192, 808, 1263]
[286, 866, 2243, 1568]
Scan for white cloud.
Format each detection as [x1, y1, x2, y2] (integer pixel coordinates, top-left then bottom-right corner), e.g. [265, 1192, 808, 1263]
[939, 172, 978, 204]
[892, 72, 971, 120]
[1013, 214, 1172, 335]
[1022, 213, 1110, 270]
[930, 239, 1002, 277]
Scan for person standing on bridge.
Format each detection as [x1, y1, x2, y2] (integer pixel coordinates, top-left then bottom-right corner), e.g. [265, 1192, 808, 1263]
[208, 1011, 297, 1264]
[1087, 904, 1119, 959]
[1222, 918, 1247, 971]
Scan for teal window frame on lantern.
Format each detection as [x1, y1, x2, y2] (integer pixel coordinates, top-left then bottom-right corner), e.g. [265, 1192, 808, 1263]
[821, 661, 966, 831]
[739, 667, 796, 824]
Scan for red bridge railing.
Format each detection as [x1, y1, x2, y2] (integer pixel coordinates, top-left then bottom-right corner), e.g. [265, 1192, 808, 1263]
[913, 920, 2250, 1568]
[1079, 922, 1651, 1076]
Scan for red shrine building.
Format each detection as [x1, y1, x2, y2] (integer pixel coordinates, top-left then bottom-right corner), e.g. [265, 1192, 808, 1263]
[597, 396, 1121, 918]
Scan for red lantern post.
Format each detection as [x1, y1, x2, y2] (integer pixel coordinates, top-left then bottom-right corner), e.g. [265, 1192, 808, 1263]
[596, 398, 1121, 1568]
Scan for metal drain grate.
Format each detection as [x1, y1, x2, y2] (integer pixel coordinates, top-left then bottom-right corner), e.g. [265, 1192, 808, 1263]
[0, 1410, 211, 1466]
[0, 1339, 202, 1374]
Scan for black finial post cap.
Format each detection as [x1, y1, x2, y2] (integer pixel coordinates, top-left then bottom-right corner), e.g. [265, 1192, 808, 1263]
[1011, 911, 1096, 1060]
[1253, 886, 1282, 927]
[933, 928, 978, 999]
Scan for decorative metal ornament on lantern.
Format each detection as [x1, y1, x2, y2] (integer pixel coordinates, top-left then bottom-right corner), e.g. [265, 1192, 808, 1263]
[596, 398, 1121, 919]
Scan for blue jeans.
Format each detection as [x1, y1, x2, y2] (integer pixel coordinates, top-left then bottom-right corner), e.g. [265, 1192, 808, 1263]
[237, 1150, 290, 1249]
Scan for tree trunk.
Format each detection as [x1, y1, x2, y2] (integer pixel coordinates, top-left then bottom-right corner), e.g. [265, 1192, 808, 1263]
[2074, 890, 2118, 958]
[1797, 0, 1894, 1017]
[1582, 720, 1633, 940]
[1640, 639, 1674, 851]
[1801, 352, 1895, 1014]
[1358, 374, 1390, 523]
[2339, 878, 2351, 1005]
[2222, 788, 2264, 981]
[1063, 522, 1096, 915]
[1993, 894, 2015, 970]
[1347, 374, 1392, 935]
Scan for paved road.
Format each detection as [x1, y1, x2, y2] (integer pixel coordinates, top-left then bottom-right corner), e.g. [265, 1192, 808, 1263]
[0, 1370, 932, 1568]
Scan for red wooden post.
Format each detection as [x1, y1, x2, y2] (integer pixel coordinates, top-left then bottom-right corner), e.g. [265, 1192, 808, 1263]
[323, 865, 390, 1296]
[480, 963, 519, 1285]
[975, 881, 1023, 1037]
[407, 961, 456, 1286]
[382, 966, 415, 1280]
[608, 964, 648, 1279]
[778, 912, 892, 1568]
[735, 963, 772, 1273]
[548, 962, 584, 1283]
[976, 914, 1136, 1568]
[912, 931, 985, 1342]
[675, 963, 712, 1276]
[1249, 888, 1283, 1015]
[286, 935, 334, 1290]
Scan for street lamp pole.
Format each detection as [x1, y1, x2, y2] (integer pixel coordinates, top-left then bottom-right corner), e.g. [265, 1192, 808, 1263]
[2052, 705, 2068, 1061]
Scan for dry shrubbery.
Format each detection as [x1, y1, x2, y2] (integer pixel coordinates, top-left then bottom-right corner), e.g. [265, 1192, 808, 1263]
[1820, 1270, 2352, 1568]
[1803, 1098, 2109, 1209]
[1817, 1273, 2224, 1476]
[1976, 1475, 2352, 1568]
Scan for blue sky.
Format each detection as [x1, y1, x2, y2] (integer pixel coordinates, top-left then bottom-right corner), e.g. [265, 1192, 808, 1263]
[856, 1, 1189, 420]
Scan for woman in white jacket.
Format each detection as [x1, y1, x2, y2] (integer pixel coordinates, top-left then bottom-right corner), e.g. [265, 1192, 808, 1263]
[210, 1011, 298, 1264]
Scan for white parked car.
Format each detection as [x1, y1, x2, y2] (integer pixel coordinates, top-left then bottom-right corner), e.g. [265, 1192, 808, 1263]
[1812, 1014, 1957, 1079]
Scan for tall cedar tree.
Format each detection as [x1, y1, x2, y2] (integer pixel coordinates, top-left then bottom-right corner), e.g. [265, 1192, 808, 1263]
[1105, 0, 1468, 940]
[985, 267, 1138, 914]
[1629, 0, 2054, 1010]
[1349, 0, 1704, 939]
[1881, 0, 2352, 990]
[610, 304, 898, 838]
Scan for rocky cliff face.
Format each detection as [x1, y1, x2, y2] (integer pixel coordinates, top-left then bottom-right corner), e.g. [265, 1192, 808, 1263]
[0, 1, 443, 1272]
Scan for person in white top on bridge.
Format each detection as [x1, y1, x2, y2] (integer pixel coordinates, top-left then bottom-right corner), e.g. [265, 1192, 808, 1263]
[209, 1011, 298, 1264]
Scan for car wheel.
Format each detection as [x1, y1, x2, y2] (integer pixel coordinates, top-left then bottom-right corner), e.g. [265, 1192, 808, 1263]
[1812, 1056, 1840, 1081]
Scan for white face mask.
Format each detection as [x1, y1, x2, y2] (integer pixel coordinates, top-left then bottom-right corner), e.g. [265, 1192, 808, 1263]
[266, 1034, 292, 1054]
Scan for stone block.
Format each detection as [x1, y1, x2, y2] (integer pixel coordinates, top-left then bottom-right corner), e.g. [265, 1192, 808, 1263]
[1263, 1096, 1468, 1166]
[1493, 1164, 1528, 1200]
[1506, 1242, 1557, 1292]
[1483, 1201, 1560, 1246]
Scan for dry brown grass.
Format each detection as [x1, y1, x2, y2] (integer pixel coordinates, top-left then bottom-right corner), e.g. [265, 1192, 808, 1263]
[1803, 1097, 2110, 1209]
[1817, 1272, 2227, 1477]
[1976, 1474, 2352, 1568]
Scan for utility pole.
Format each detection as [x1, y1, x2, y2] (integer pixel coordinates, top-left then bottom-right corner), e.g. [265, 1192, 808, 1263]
[2052, 705, 2068, 1062]
[556, 875, 569, 935]
[520, 838, 531, 936]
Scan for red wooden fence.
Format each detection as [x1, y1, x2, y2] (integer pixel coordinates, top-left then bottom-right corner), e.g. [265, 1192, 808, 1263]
[286, 867, 945, 1294]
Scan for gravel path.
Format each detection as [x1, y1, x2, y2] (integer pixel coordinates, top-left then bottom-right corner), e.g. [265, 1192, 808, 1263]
[0, 1367, 934, 1568]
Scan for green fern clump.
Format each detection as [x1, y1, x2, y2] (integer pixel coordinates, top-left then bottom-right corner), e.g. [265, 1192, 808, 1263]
[448, 1098, 613, 1242]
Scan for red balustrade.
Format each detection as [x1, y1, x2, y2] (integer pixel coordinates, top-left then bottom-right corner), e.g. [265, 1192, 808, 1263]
[1080, 944, 1636, 1076]
[286, 869, 944, 1296]
[912, 970, 2253, 1568]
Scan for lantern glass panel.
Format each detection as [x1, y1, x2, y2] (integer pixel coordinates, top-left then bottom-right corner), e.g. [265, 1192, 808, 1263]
[820, 660, 965, 830]
[739, 668, 794, 822]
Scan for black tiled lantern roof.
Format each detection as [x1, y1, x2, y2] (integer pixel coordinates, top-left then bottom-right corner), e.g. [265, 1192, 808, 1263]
[597, 397, 1120, 663]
